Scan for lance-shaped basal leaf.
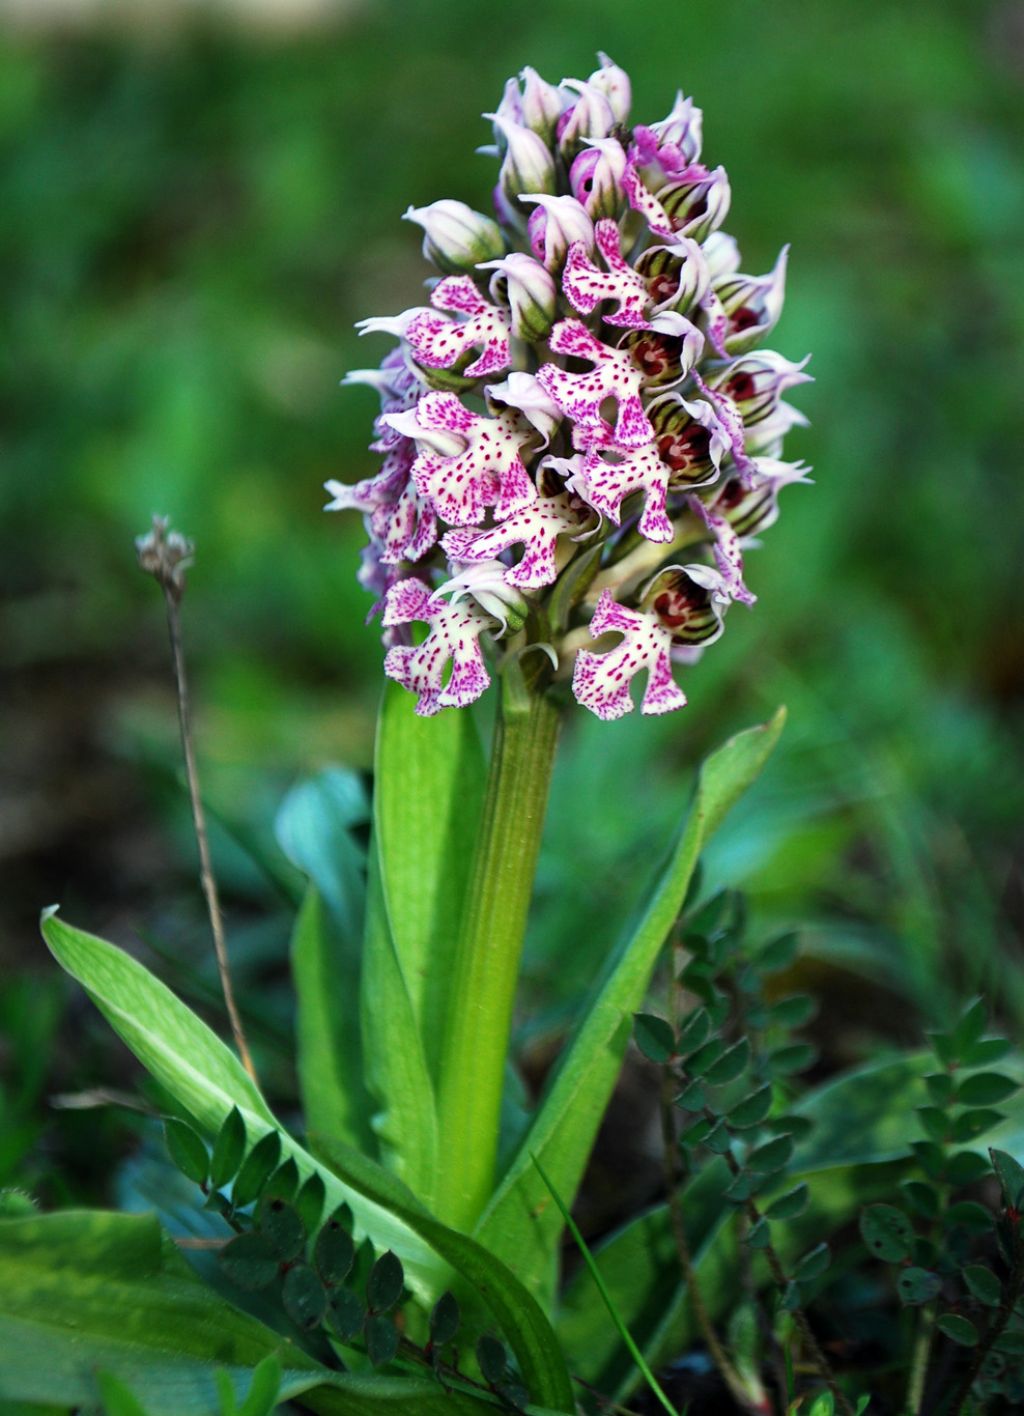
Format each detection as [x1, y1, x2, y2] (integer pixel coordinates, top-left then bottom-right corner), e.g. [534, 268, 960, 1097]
[40, 912, 447, 1298]
[475, 709, 786, 1304]
[277, 766, 377, 1157]
[372, 680, 487, 1074]
[356, 683, 486, 1202]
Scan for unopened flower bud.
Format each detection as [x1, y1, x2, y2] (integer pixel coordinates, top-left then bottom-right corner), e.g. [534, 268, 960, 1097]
[588, 52, 631, 123]
[498, 66, 564, 146]
[403, 199, 505, 274]
[557, 80, 617, 158]
[488, 113, 556, 202]
[479, 252, 557, 342]
[649, 90, 703, 165]
[569, 137, 627, 219]
[522, 193, 595, 270]
[135, 515, 193, 603]
[702, 231, 741, 280]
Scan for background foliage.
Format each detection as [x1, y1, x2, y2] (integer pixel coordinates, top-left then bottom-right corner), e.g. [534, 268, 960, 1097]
[1, 0, 1022, 1224]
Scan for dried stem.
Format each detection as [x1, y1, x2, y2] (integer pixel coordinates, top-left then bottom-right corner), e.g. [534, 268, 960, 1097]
[160, 578, 257, 1083]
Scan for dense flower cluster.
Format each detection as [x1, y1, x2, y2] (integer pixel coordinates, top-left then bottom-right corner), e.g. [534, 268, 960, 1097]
[327, 56, 810, 719]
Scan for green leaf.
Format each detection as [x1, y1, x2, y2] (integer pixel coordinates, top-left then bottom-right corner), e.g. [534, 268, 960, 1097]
[956, 1073, 1017, 1106]
[925, 1072, 954, 1106]
[765, 1184, 809, 1220]
[40, 913, 447, 1298]
[704, 1038, 750, 1086]
[745, 1218, 771, 1249]
[952, 998, 987, 1055]
[728, 1085, 773, 1130]
[897, 1267, 941, 1306]
[633, 1013, 676, 1064]
[675, 1080, 706, 1111]
[295, 1173, 327, 1236]
[233, 1133, 282, 1209]
[860, 1204, 914, 1263]
[42, 912, 275, 1135]
[676, 1009, 711, 1055]
[792, 1243, 830, 1283]
[473, 711, 785, 1306]
[767, 995, 816, 1028]
[917, 1106, 949, 1143]
[952, 1109, 1004, 1142]
[756, 932, 799, 973]
[946, 1200, 991, 1234]
[359, 849, 439, 1197]
[993, 1330, 1024, 1355]
[747, 1135, 794, 1175]
[964, 1265, 1001, 1306]
[220, 1232, 280, 1291]
[937, 1313, 979, 1346]
[289, 888, 376, 1160]
[277, 771, 377, 1156]
[990, 1148, 1024, 1208]
[328, 1288, 365, 1342]
[684, 1038, 726, 1078]
[96, 1372, 150, 1416]
[704, 1121, 733, 1154]
[430, 1292, 460, 1347]
[723, 1171, 760, 1204]
[237, 1355, 281, 1416]
[258, 1199, 305, 1262]
[372, 679, 487, 1077]
[768, 1043, 817, 1076]
[476, 1335, 509, 1385]
[367, 1251, 404, 1314]
[679, 1117, 712, 1147]
[313, 1135, 575, 1412]
[0, 1210, 330, 1414]
[211, 1108, 246, 1190]
[314, 1210, 355, 1286]
[262, 1158, 300, 1205]
[164, 1119, 209, 1188]
[281, 1265, 327, 1331]
[366, 1315, 400, 1368]
[962, 1038, 1012, 1067]
[945, 1151, 991, 1186]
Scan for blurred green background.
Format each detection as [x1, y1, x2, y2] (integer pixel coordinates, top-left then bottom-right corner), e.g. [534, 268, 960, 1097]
[2, 0, 1023, 1203]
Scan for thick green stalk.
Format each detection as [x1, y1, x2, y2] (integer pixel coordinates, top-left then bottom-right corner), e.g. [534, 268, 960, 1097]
[435, 675, 561, 1231]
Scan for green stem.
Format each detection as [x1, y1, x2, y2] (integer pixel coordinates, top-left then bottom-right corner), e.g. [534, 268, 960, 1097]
[435, 674, 561, 1230]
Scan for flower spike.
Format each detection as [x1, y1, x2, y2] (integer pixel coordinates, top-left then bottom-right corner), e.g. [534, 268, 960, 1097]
[328, 58, 810, 713]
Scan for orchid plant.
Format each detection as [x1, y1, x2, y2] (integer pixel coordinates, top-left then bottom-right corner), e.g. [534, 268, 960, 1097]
[10, 52, 1022, 1416]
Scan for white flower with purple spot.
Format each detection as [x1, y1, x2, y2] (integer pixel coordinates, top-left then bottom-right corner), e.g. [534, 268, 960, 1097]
[405, 276, 511, 379]
[537, 318, 654, 448]
[386, 391, 536, 526]
[442, 492, 586, 590]
[382, 576, 497, 716]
